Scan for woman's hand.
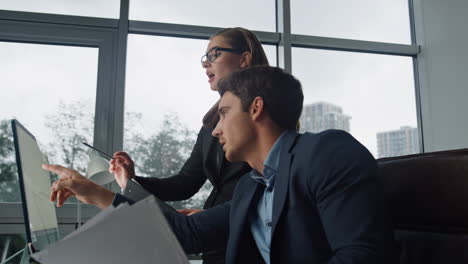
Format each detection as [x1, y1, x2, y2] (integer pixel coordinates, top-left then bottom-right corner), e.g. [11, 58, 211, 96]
[44, 164, 115, 209]
[177, 209, 204, 216]
[109, 151, 136, 190]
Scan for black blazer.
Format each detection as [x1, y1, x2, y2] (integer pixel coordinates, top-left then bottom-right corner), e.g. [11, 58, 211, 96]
[164, 130, 396, 264]
[134, 126, 251, 209]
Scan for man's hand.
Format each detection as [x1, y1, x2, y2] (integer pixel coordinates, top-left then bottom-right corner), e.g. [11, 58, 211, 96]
[44, 164, 115, 209]
[109, 152, 136, 190]
[177, 209, 204, 216]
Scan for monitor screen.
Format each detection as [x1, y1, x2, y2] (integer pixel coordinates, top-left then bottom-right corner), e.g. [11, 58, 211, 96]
[11, 119, 59, 250]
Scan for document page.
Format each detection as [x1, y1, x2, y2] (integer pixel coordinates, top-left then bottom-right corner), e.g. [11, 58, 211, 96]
[85, 149, 114, 185]
[32, 196, 189, 264]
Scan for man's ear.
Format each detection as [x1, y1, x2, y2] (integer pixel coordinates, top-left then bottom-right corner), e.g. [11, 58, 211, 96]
[250, 96, 265, 121]
[239, 51, 252, 69]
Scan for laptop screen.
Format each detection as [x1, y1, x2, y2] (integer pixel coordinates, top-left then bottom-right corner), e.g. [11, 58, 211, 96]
[11, 119, 59, 251]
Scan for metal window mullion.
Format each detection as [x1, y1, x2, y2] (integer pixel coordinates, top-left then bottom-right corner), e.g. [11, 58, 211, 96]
[0, 203, 99, 232]
[0, 10, 118, 29]
[291, 34, 420, 56]
[276, 0, 292, 73]
[109, 0, 129, 154]
[408, 0, 425, 153]
[92, 0, 129, 193]
[0, 19, 112, 47]
[92, 31, 116, 152]
[128, 20, 280, 45]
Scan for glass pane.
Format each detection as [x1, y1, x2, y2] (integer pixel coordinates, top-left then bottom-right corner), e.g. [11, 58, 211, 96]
[0, 0, 119, 19]
[293, 48, 418, 158]
[291, 0, 411, 44]
[130, 0, 275, 32]
[0, 42, 98, 202]
[124, 35, 276, 209]
[0, 234, 26, 262]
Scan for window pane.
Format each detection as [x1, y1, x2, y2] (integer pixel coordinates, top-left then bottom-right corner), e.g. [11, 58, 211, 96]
[293, 48, 419, 158]
[124, 35, 275, 208]
[0, 234, 26, 262]
[130, 0, 275, 32]
[0, 0, 119, 18]
[291, 0, 411, 44]
[0, 42, 98, 202]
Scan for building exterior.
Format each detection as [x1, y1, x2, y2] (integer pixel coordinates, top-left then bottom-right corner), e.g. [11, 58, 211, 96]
[377, 126, 419, 158]
[299, 102, 351, 133]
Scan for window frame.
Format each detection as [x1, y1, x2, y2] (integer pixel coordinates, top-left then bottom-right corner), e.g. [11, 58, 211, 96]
[0, 9, 120, 234]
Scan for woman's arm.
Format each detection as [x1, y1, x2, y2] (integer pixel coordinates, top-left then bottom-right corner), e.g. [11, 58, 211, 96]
[132, 126, 212, 201]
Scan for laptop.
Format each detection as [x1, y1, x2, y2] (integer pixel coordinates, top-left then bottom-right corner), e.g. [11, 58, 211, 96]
[11, 119, 60, 253]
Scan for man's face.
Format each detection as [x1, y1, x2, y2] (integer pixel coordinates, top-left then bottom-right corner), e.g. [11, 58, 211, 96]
[212, 91, 255, 162]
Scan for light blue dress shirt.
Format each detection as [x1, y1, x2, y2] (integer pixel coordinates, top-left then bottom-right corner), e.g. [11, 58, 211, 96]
[249, 130, 292, 264]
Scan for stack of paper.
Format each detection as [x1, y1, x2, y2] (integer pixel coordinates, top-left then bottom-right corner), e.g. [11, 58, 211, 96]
[31, 196, 189, 264]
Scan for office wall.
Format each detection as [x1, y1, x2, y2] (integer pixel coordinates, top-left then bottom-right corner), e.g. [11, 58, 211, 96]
[414, 0, 468, 152]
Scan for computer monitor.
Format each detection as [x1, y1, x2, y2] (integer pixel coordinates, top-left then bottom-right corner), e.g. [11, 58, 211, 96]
[11, 119, 60, 251]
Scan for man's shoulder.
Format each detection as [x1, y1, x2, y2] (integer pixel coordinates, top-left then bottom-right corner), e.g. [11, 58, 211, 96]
[295, 129, 356, 152]
[292, 129, 374, 166]
[300, 129, 352, 140]
[293, 130, 376, 189]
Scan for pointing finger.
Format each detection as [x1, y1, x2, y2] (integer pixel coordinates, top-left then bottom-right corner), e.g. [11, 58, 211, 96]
[43, 164, 73, 178]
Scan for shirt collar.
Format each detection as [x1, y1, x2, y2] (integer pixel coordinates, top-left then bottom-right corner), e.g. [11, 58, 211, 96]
[264, 130, 289, 172]
[250, 130, 294, 183]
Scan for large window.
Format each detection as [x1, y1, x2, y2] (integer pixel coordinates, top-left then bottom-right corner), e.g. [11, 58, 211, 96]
[0, 0, 120, 18]
[293, 48, 418, 158]
[130, 0, 275, 31]
[291, 0, 411, 44]
[0, 41, 97, 202]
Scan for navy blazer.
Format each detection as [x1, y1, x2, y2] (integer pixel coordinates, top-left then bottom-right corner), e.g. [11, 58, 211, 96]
[158, 130, 395, 264]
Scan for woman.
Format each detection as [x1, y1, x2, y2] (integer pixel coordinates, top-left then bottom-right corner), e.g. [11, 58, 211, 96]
[110, 27, 269, 264]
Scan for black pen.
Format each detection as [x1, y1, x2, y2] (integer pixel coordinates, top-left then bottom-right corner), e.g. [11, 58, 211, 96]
[82, 142, 113, 160]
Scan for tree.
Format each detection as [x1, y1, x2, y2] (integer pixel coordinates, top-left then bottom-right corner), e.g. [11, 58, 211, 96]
[0, 119, 20, 202]
[131, 112, 194, 178]
[1, 99, 212, 208]
[127, 112, 212, 209]
[44, 99, 94, 176]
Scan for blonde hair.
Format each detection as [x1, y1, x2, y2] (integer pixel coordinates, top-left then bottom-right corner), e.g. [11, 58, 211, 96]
[211, 27, 269, 67]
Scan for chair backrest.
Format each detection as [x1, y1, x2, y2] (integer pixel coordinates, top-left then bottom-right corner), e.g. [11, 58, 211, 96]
[377, 148, 468, 263]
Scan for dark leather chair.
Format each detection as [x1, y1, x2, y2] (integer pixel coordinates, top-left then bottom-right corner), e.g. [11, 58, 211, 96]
[377, 148, 468, 263]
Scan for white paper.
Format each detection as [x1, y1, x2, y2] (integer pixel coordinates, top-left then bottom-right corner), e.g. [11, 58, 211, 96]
[32, 196, 189, 264]
[86, 149, 115, 185]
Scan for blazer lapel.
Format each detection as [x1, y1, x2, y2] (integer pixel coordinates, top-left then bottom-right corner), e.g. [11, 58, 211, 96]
[228, 179, 262, 255]
[271, 152, 292, 236]
[271, 132, 299, 236]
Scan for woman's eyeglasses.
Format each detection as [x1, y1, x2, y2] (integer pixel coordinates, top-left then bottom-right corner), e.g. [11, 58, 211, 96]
[201, 47, 243, 64]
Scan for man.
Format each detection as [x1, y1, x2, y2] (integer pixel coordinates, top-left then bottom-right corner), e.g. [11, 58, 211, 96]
[46, 66, 395, 264]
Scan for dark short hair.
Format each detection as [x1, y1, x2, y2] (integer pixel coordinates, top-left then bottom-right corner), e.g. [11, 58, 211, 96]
[218, 66, 303, 130]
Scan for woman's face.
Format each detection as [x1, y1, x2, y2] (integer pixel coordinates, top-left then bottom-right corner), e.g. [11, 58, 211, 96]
[202, 36, 245, 91]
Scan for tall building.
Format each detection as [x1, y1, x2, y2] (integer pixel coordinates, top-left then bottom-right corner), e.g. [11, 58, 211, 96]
[299, 102, 351, 133]
[377, 126, 419, 158]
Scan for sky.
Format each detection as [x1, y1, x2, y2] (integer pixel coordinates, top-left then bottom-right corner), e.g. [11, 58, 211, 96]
[0, 0, 416, 157]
